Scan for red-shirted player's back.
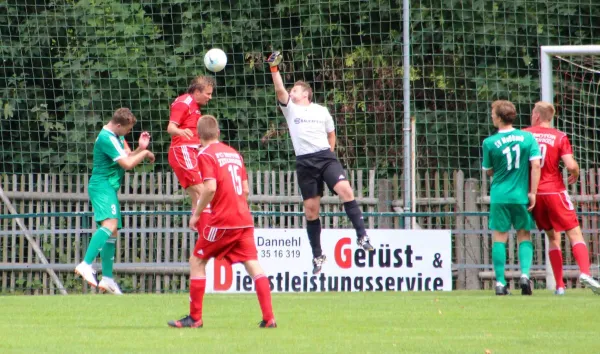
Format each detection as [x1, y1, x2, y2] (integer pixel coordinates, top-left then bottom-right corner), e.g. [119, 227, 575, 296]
[198, 142, 254, 229]
[524, 126, 572, 193]
[169, 94, 201, 147]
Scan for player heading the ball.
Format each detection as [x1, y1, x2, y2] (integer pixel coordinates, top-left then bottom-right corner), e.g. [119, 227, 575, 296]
[266, 51, 374, 276]
[75, 108, 155, 295]
[167, 76, 215, 218]
[167, 115, 276, 329]
[482, 100, 541, 296]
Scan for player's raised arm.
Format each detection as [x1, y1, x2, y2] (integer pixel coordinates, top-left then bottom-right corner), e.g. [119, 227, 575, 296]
[116, 150, 155, 170]
[127, 132, 151, 157]
[267, 51, 289, 105]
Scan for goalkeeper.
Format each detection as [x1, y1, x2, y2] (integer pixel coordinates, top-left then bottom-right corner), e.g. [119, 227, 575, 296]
[75, 108, 155, 295]
[482, 100, 541, 296]
[266, 51, 374, 276]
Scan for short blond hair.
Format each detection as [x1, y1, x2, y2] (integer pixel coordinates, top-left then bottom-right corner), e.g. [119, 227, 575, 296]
[197, 115, 219, 140]
[533, 101, 555, 122]
[294, 81, 313, 102]
[491, 100, 517, 124]
[111, 108, 137, 126]
[187, 76, 216, 94]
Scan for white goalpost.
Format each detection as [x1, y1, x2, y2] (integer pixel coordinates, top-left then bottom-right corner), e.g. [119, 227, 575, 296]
[540, 45, 600, 101]
[540, 45, 600, 290]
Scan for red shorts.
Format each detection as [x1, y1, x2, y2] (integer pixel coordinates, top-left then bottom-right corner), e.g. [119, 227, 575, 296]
[532, 192, 579, 232]
[196, 212, 211, 233]
[168, 146, 202, 189]
[193, 227, 257, 264]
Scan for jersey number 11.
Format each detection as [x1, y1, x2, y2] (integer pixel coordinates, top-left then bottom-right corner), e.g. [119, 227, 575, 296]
[502, 145, 520, 170]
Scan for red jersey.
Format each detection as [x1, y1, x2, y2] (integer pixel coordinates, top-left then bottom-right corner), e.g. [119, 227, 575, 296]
[169, 94, 201, 147]
[524, 126, 573, 193]
[198, 142, 253, 229]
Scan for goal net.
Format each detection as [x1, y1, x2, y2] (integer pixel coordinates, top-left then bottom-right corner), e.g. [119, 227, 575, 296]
[541, 46, 600, 287]
[0, 1, 402, 294]
[554, 57, 600, 171]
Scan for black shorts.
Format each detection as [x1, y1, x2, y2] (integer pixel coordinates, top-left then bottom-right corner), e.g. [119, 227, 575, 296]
[295, 149, 347, 200]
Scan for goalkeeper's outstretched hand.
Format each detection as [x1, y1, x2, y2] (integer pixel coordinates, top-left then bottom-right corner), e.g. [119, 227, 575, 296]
[267, 51, 283, 72]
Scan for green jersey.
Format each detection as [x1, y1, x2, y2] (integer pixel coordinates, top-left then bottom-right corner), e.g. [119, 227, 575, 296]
[482, 128, 541, 204]
[89, 128, 128, 190]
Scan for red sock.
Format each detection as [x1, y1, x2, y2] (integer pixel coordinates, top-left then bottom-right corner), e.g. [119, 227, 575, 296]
[189, 277, 206, 321]
[548, 248, 565, 289]
[254, 274, 274, 321]
[572, 242, 591, 275]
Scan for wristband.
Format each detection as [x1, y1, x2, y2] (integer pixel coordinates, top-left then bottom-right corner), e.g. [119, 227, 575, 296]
[270, 66, 279, 73]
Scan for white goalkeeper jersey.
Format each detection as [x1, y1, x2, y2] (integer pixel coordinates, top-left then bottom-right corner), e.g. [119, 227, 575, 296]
[279, 99, 335, 156]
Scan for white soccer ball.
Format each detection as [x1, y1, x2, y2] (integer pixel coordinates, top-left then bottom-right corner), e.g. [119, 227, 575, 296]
[204, 48, 228, 73]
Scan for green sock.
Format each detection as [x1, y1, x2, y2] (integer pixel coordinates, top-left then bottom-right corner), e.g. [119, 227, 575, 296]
[492, 242, 507, 286]
[101, 238, 116, 278]
[83, 227, 111, 264]
[519, 240, 534, 278]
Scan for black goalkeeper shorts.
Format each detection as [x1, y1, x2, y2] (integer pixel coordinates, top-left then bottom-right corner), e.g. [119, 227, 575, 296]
[295, 149, 347, 200]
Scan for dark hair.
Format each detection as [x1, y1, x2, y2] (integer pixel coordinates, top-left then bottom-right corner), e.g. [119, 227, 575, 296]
[111, 108, 137, 125]
[187, 76, 216, 94]
[197, 115, 219, 140]
[492, 100, 517, 124]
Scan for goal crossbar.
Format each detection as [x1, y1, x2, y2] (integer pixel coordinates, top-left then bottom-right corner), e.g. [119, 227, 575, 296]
[540, 45, 600, 102]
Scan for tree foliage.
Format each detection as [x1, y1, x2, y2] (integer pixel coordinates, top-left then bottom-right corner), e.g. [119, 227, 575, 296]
[1, 0, 599, 177]
[411, 0, 600, 175]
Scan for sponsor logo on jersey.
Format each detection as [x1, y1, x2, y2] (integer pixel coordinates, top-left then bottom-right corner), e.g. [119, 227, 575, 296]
[294, 118, 322, 124]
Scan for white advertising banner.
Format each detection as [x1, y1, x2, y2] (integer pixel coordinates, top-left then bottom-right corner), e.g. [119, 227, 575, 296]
[203, 228, 452, 293]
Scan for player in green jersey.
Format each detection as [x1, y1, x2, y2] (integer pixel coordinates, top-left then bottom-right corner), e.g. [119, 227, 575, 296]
[75, 108, 155, 295]
[482, 100, 541, 296]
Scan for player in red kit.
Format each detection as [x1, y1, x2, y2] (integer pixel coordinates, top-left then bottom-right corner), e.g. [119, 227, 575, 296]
[167, 76, 215, 215]
[167, 115, 276, 328]
[524, 101, 600, 295]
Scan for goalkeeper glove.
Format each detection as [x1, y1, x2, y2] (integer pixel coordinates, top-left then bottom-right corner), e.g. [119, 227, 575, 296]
[267, 51, 283, 73]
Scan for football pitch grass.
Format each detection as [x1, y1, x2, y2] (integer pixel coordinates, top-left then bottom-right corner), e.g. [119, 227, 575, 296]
[1, 291, 598, 353]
